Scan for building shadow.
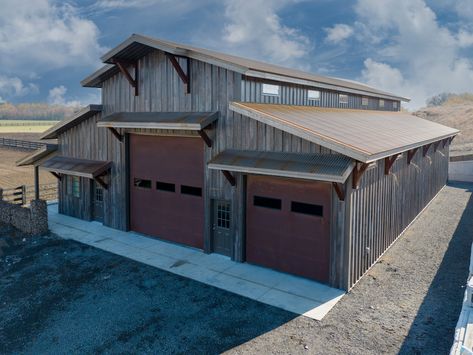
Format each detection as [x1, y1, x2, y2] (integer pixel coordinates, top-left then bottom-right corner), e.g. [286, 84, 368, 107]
[398, 182, 473, 354]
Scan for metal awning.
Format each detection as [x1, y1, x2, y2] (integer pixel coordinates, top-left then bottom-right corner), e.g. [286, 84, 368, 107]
[16, 144, 58, 167]
[97, 111, 218, 130]
[40, 156, 112, 179]
[208, 150, 355, 183]
[229, 102, 459, 163]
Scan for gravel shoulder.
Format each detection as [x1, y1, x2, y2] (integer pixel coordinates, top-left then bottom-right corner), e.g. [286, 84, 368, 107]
[0, 183, 472, 354]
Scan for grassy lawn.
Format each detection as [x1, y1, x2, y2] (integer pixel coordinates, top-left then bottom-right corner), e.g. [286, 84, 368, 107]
[0, 120, 58, 133]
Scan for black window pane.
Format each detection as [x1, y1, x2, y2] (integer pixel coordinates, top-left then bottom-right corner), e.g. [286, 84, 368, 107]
[291, 201, 323, 217]
[156, 181, 175, 192]
[181, 185, 202, 197]
[134, 178, 151, 189]
[253, 196, 281, 210]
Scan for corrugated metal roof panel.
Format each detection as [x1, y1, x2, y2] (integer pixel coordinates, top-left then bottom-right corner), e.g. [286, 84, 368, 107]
[82, 34, 408, 101]
[97, 111, 218, 130]
[208, 149, 354, 183]
[40, 105, 102, 140]
[16, 144, 58, 167]
[40, 156, 112, 179]
[229, 102, 459, 163]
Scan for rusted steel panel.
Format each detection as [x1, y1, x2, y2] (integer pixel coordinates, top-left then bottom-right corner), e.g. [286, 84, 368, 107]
[246, 175, 331, 282]
[130, 134, 204, 249]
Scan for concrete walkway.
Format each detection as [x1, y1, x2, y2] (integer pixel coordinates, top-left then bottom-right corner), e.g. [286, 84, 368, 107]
[48, 204, 344, 320]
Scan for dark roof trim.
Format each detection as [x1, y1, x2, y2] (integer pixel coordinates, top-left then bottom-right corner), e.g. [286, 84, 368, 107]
[40, 156, 112, 179]
[40, 105, 102, 140]
[82, 34, 409, 102]
[16, 144, 58, 167]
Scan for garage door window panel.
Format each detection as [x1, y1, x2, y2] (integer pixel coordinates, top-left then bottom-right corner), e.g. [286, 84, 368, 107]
[156, 181, 175, 192]
[134, 178, 151, 189]
[291, 201, 323, 217]
[253, 195, 282, 210]
[180, 185, 202, 197]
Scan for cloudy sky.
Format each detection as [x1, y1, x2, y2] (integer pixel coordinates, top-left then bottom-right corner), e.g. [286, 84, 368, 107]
[1, 0, 473, 109]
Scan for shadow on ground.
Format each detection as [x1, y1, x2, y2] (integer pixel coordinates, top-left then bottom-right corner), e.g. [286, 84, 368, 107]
[399, 182, 473, 354]
[0, 229, 296, 355]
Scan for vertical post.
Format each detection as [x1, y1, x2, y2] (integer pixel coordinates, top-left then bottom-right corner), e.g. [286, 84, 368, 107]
[34, 165, 40, 200]
[0, 187, 3, 201]
[21, 185, 26, 205]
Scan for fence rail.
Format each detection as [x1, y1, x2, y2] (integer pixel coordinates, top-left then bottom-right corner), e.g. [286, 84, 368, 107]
[0, 138, 46, 150]
[0, 183, 57, 205]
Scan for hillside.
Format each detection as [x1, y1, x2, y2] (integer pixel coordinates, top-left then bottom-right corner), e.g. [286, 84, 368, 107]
[0, 102, 77, 121]
[414, 95, 473, 155]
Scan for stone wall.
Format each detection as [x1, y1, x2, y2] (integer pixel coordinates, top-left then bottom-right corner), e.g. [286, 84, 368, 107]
[0, 199, 48, 236]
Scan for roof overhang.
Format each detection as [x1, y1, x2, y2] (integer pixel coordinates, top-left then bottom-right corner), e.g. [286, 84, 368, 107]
[16, 144, 58, 167]
[97, 111, 218, 130]
[40, 156, 112, 179]
[40, 105, 102, 139]
[229, 102, 459, 163]
[208, 149, 355, 183]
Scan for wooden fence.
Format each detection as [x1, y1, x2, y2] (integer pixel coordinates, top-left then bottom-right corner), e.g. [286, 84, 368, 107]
[0, 183, 57, 205]
[0, 138, 45, 150]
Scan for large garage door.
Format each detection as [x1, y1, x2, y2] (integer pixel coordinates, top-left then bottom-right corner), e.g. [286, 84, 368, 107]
[130, 134, 204, 249]
[246, 175, 331, 282]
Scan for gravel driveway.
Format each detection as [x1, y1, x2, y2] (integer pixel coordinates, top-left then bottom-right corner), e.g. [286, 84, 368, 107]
[1, 182, 472, 354]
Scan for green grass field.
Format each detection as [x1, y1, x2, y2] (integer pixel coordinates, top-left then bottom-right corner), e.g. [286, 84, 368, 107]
[0, 120, 58, 133]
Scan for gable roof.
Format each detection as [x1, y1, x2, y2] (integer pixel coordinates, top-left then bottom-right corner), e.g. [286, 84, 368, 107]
[40, 105, 102, 140]
[81, 34, 409, 102]
[229, 102, 459, 163]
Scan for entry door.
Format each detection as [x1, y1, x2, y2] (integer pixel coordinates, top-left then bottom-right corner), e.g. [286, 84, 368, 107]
[92, 182, 104, 223]
[212, 200, 232, 256]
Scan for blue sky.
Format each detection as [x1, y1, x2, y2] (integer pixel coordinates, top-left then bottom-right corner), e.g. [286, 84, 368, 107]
[1, 0, 473, 109]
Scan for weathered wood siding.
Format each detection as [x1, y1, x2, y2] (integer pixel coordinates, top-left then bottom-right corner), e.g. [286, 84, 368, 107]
[241, 77, 400, 111]
[345, 142, 450, 289]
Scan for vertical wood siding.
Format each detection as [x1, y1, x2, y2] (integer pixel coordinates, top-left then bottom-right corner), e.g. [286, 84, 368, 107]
[345, 143, 450, 289]
[241, 77, 400, 111]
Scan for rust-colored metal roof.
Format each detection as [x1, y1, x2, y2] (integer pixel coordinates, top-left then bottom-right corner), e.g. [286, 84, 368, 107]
[208, 150, 354, 183]
[40, 105, 102, 140]
[97, 111, 218, 130]
[229, 102, 459, 163]
[40, 156, 112, 179]
[81, 34, 408, 101]
[16, 144, 58, 167]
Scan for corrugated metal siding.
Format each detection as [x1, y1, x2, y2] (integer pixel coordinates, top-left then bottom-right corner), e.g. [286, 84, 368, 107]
[241, 77, 401, 111]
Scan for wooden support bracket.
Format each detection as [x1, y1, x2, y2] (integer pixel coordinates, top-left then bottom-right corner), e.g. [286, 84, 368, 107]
[222, 170, 236, 186]
[433, 140, 441, 152]
[407, 148, 418, 165]
[442, 138, 448, 148]
[449, 136, 455, 144]
[108, 127, 123, 142]
[94, 175, 108, 190]
[332, 182, 345, 201]
[112, 59, 139, 96]
[352, 162, 369, 189]
[423, 143, 432, 157]
[50, 172, 62, 180]
[384, 154, 400, 175]
[198, 129, 212, 148]
[166, 53, 190, 94]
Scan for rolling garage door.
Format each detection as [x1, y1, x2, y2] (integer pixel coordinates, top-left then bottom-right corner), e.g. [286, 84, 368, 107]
[246, 175, 331, 282]
[130, 134, 204, 249]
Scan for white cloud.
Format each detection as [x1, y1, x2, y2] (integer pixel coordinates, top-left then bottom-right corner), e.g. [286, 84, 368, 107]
[92, 0, 164, 9]
[325, 24, 354, 44]
[220, 0, 311, 68]
[0, 76, 38, 99]
[48, 85, 83, 107]
[352, 0, 473, 109]
[0, 0, 106, 77]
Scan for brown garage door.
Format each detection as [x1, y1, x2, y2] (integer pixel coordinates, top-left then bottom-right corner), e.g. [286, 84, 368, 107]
[246, 175, 331, 282]
[130, 134, 204, 249]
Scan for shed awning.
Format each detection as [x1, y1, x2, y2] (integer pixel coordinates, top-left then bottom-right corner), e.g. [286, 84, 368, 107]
[40, 156, 112, 179]
[208, 150, 354, 183]
[229, 102, 459, 163]
[97, 111, 218, 130]
[16, 144, 58, 167]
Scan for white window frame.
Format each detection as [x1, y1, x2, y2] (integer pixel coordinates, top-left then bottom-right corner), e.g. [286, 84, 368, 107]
[308, 89, 321, 101]
[379, 99, 385, 108]
[339, 94, 349, 104]
[262, 83, 280, 96]
[362, 97, 369, 106]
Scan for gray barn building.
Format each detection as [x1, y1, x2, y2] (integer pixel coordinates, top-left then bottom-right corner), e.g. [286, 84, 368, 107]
[23, 34, 458, 290]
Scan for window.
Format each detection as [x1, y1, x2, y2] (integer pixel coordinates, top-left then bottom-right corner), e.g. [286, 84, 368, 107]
[181, 185, 202, 197]
[291, 201, 323, 217]
[253, 195, 281, 210]
[156, 181, 175, 192]
[308, 90, 321, 101]
[362, 97, 369, 106]
[393, 101, 398, 109]
[72, 176, 80, 198]
[217, 201, 231, 229]
[134, 178, 151, 189]
[262, 83, 280, 96]
[339, 94, 349, 104]
[95, 186, 103, 202]
[379, 99, 385, 108]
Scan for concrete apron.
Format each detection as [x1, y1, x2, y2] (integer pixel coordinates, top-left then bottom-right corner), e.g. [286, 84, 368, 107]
[47, 204, 345, 320]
